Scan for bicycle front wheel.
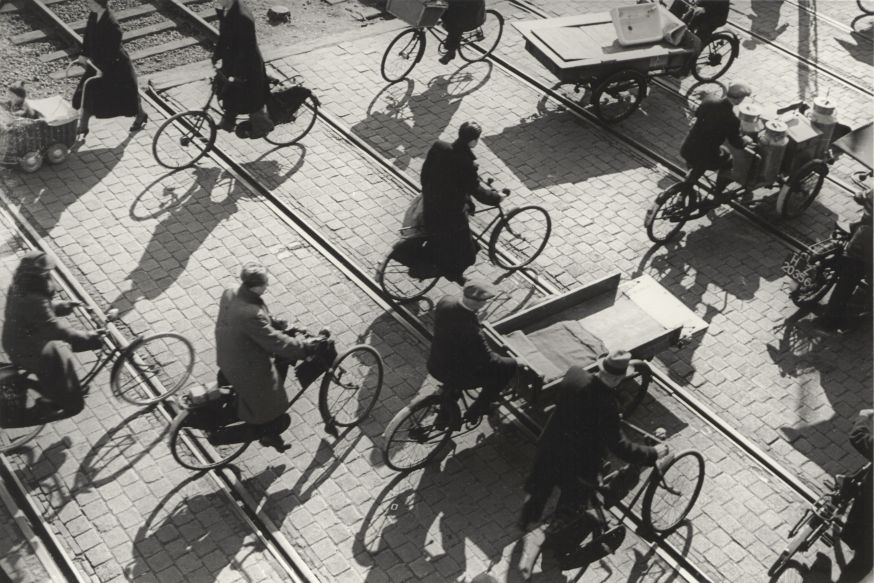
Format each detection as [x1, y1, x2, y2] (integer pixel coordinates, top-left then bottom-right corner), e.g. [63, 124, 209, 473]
[642, 450, 705, 536]
[169, 409, 250, 471]
[0, 424, 44, 454]
[377, 249, 439, 302]
[382, 394, 457, 472]
[110, 333, 195, 406]
[264, 95, 319, 146]
[319, 345, 383, 428]
[381, 28, 425, 83]
[645, 183, 692, 243]
[458, 10, 504, 62]
[488, 206, 552, 270]
[152, 110, 216, 170]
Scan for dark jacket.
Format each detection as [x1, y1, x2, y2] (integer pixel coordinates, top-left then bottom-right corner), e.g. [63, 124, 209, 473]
[842, 413, 873, 553]
[442, 0, 486, 32]
[213, 0, 268, 115]
[72, 9, 140, 118]
[427, 295, 499, 384]
[421, 140, 502, 278]
[2, 275, 97, 373]
[690, 0, 730, 39]
[528, 367, 658, 485]
[680, 96, 745, 170]
[215, 286, 307, 424]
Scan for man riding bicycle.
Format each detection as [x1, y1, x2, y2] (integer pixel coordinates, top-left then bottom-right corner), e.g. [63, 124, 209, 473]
[519, 354, 671, 566]
[214, 263, 327, 450]
[680, 82, 754, 207]
[669, 0, 730, 44]
[2, 251, 103, 423]
[421, 121, 505, 285]
[438, 0, 486, 64]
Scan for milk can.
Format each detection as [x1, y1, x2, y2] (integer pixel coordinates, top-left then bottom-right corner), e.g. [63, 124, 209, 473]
[738, 102, 763, 135]
[808, 97, 837, 157]
[757, 120, 789, 185]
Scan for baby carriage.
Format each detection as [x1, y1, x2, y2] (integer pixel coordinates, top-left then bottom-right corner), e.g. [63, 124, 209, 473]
[0, 95, 79, 173]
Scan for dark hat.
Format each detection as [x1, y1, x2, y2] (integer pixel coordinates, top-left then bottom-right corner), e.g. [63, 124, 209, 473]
[93, 0, 109, 8]
[462, 279, 495, 301]
[16, 251, 55, 275]
[727, 82, 752, 99]
[240, 262, 269, 287]
[7, 81, 26, 99]
[599, 350, 632, 378]
[458, 121, 482, 143]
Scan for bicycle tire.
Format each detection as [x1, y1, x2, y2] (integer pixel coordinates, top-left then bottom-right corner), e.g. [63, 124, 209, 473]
[264, 95, 319, 146]
[318, 345, 383, 428]
[645, 183, 691, 243]
[0, 424, 44, 454]
[616, 361, 651, 418]
[642, 450, 705, 536]
[789, 258, 838, 308]
[382, 394, 457, 472]
[169, 409, 250, 471]
[458, 10, 504, 62]
[692, 32, 738, 82]
[381, 28, 425, 83]
[488, 206, 552, 270]
[152, 110, 216, 170]
[110, 332, 195, 406]
[377, 248, 440, 302]
[776, 159, 828, 218]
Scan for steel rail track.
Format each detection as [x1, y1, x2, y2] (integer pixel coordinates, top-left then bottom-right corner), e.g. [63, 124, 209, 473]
[776, 0, 873, 43]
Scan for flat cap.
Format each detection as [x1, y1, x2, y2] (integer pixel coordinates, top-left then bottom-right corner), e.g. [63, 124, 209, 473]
[16, 251, 55, 275]
[240, 262, 269, 287]
[727, 82, 752, 99]
[462, 279, 495, 301]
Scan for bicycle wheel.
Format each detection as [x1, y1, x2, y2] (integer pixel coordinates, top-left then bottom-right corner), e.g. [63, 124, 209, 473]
[458, 10, 504, 62]
[488, 206, 552, 270]
[776, 160, 828, 218]
[319, 345, 383, 428]
[789, 258, 838, 308]
[169, 409, 250, 471]
[152, 110, 216, 170]
[377, 249, 440, 302]
[264, 95, 318, 146]
[858, 0, 874, 15]
[0, 424, 44, 454]
[616, 361, 651, 418]
[381, 28, 425, 83]
[382, 394, 457, 472]
[642, 450, 705, 536]
[110, 333, 195, 406]
[692, 32, 737, 82]
[645, 183, 692, 243]
[591, 70, 646, 123]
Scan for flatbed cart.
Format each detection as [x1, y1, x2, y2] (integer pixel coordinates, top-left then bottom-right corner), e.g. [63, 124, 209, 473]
[514, 12, 738, 123]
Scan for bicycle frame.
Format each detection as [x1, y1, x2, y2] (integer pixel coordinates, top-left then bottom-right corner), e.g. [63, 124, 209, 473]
[470, 204, 508, 244]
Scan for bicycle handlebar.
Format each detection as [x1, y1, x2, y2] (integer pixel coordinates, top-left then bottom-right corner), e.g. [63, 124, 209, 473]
[852, 170, 873, 189]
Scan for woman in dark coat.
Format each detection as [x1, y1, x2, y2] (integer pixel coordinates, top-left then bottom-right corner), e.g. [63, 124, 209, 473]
[212, 0, 271, 135]
[72, 0, 146, 137]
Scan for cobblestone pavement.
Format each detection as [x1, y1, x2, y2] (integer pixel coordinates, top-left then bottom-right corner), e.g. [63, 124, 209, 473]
[0, 474, 50, 583]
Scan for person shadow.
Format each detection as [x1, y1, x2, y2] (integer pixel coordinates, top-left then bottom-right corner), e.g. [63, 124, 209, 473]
[742, 0, 789, 50]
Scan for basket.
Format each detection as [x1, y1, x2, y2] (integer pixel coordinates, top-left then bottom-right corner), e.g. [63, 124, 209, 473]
[0, 117, 43, 165]
[266, 84, 312, 125]
[386, 0, 447, 27]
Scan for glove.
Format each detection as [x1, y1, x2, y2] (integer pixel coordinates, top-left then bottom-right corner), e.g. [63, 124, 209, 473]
[271, 317, 288, 331]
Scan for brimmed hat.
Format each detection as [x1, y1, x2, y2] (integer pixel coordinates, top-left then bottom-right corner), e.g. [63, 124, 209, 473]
[240, 262, 269, 287]
[462, 279, 495, 301]
[16, 251, 55, 275]
[598, 350, 632, 379]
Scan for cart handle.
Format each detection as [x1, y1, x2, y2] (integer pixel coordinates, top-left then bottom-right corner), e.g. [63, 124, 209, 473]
[65, 59, 103, 79]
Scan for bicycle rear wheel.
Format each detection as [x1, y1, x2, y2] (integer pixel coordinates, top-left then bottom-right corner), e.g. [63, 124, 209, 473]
[458, 10, 504, 62]
[645, 183, 692, 243]
[382, 394, 457, 472]
[169, 409, 250, 471]
[319, 345, 383, 429]
[152, 110, 216, 170]
[0, 424, 44, 454]
[642, 450, 705, 536]
[381, 28, 425, 83]
[789, 258, 837, 308]
[264, 95, 319, 146]
[110, 333, 195, 406]
[488, 206, 552, 270]
[377, 249, 439, 302]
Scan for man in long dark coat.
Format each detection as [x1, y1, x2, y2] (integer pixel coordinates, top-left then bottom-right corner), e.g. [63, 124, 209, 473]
[421, 121, 503, 284]
[439, 0, 486, 64]
[73, 0, 146, 136]
[839, 409, 873, 582]
[212, 0, 271, 135]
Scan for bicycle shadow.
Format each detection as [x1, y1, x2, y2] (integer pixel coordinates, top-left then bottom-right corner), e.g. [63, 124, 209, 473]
[288, 428, 364, 503]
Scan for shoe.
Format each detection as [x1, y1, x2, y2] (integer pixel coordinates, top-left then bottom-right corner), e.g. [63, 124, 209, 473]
[129, 112, 148, 132]
[439, 50, 457, 65]
[217, 116, 236, 132]
[258, 434, 291, 452]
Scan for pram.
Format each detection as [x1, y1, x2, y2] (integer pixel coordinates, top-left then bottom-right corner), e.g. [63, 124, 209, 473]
[0, 95, 79, 173]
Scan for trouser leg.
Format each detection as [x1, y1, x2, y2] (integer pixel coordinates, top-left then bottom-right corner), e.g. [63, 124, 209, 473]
[35, 341, 85, 418]
[467, 356, 518, 417]
[822, 257, 864, 326]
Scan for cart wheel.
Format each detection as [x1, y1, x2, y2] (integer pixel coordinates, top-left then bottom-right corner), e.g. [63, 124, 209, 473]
[776, 159, 828, 218]
[19, 151, 43, 173]
[45, 143, 69, 165]
[616, 361, 651, 418]
[591, 70, 646, 123]
[692, 32, 738, 82]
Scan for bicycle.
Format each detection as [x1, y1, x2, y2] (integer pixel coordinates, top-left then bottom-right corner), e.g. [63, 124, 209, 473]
[768, 462, 871, 579]
[0, 306, 195, 453]
[377, 179, 552, 302]
[524, 425, 705, 579]
[151, 73, 319, 170]
[168, 338, 383, 470]
[380, 9, 504, 83]
[381, 360, 652, 472]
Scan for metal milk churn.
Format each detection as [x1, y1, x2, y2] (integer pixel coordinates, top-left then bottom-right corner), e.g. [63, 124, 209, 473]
[738, 102, 762, 135]
[757, 120, 789, 185]
[808, 97, 837, 158]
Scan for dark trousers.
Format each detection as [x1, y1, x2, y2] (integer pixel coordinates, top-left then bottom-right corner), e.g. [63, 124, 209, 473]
[35, 340, 88, 419]
[214, 367, 291, 444]
[684, 148, 733, 199]
[823, 257, 867, 326]
[444, 28, 463, 53]
[456, 355, 517, 416]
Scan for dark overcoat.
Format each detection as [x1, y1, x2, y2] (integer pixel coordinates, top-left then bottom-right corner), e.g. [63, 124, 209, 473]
[427, 295, 500, 385]
[421, 140, 501, 278]
[680, 96, 745, 170]
[72, 10, 139, 118]
[526, 367, 657, 492]
[214, 286, 307, 424]
[442, 0, 486, 32]
[213, 0, 268, 115]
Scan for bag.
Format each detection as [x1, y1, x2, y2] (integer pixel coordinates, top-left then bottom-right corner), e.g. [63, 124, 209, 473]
[295, 338, 338, 388]
[401, 195, 426, 238]
[267, 85, 312, 125]
[0, 366, 27, 429]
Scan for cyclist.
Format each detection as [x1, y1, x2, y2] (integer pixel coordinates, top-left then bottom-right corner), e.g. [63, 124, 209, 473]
[438, 0, 486, 64]
[669, 0, 730, 44]
[838, 409, 873, 582]
[428, 280, 537, 423]
[214, 263, 325, 450]
[519, 355, 671, 565]
[1, 252, 103, 422]
[679, 82, 754, 207]
[421, 121, 504, 284]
